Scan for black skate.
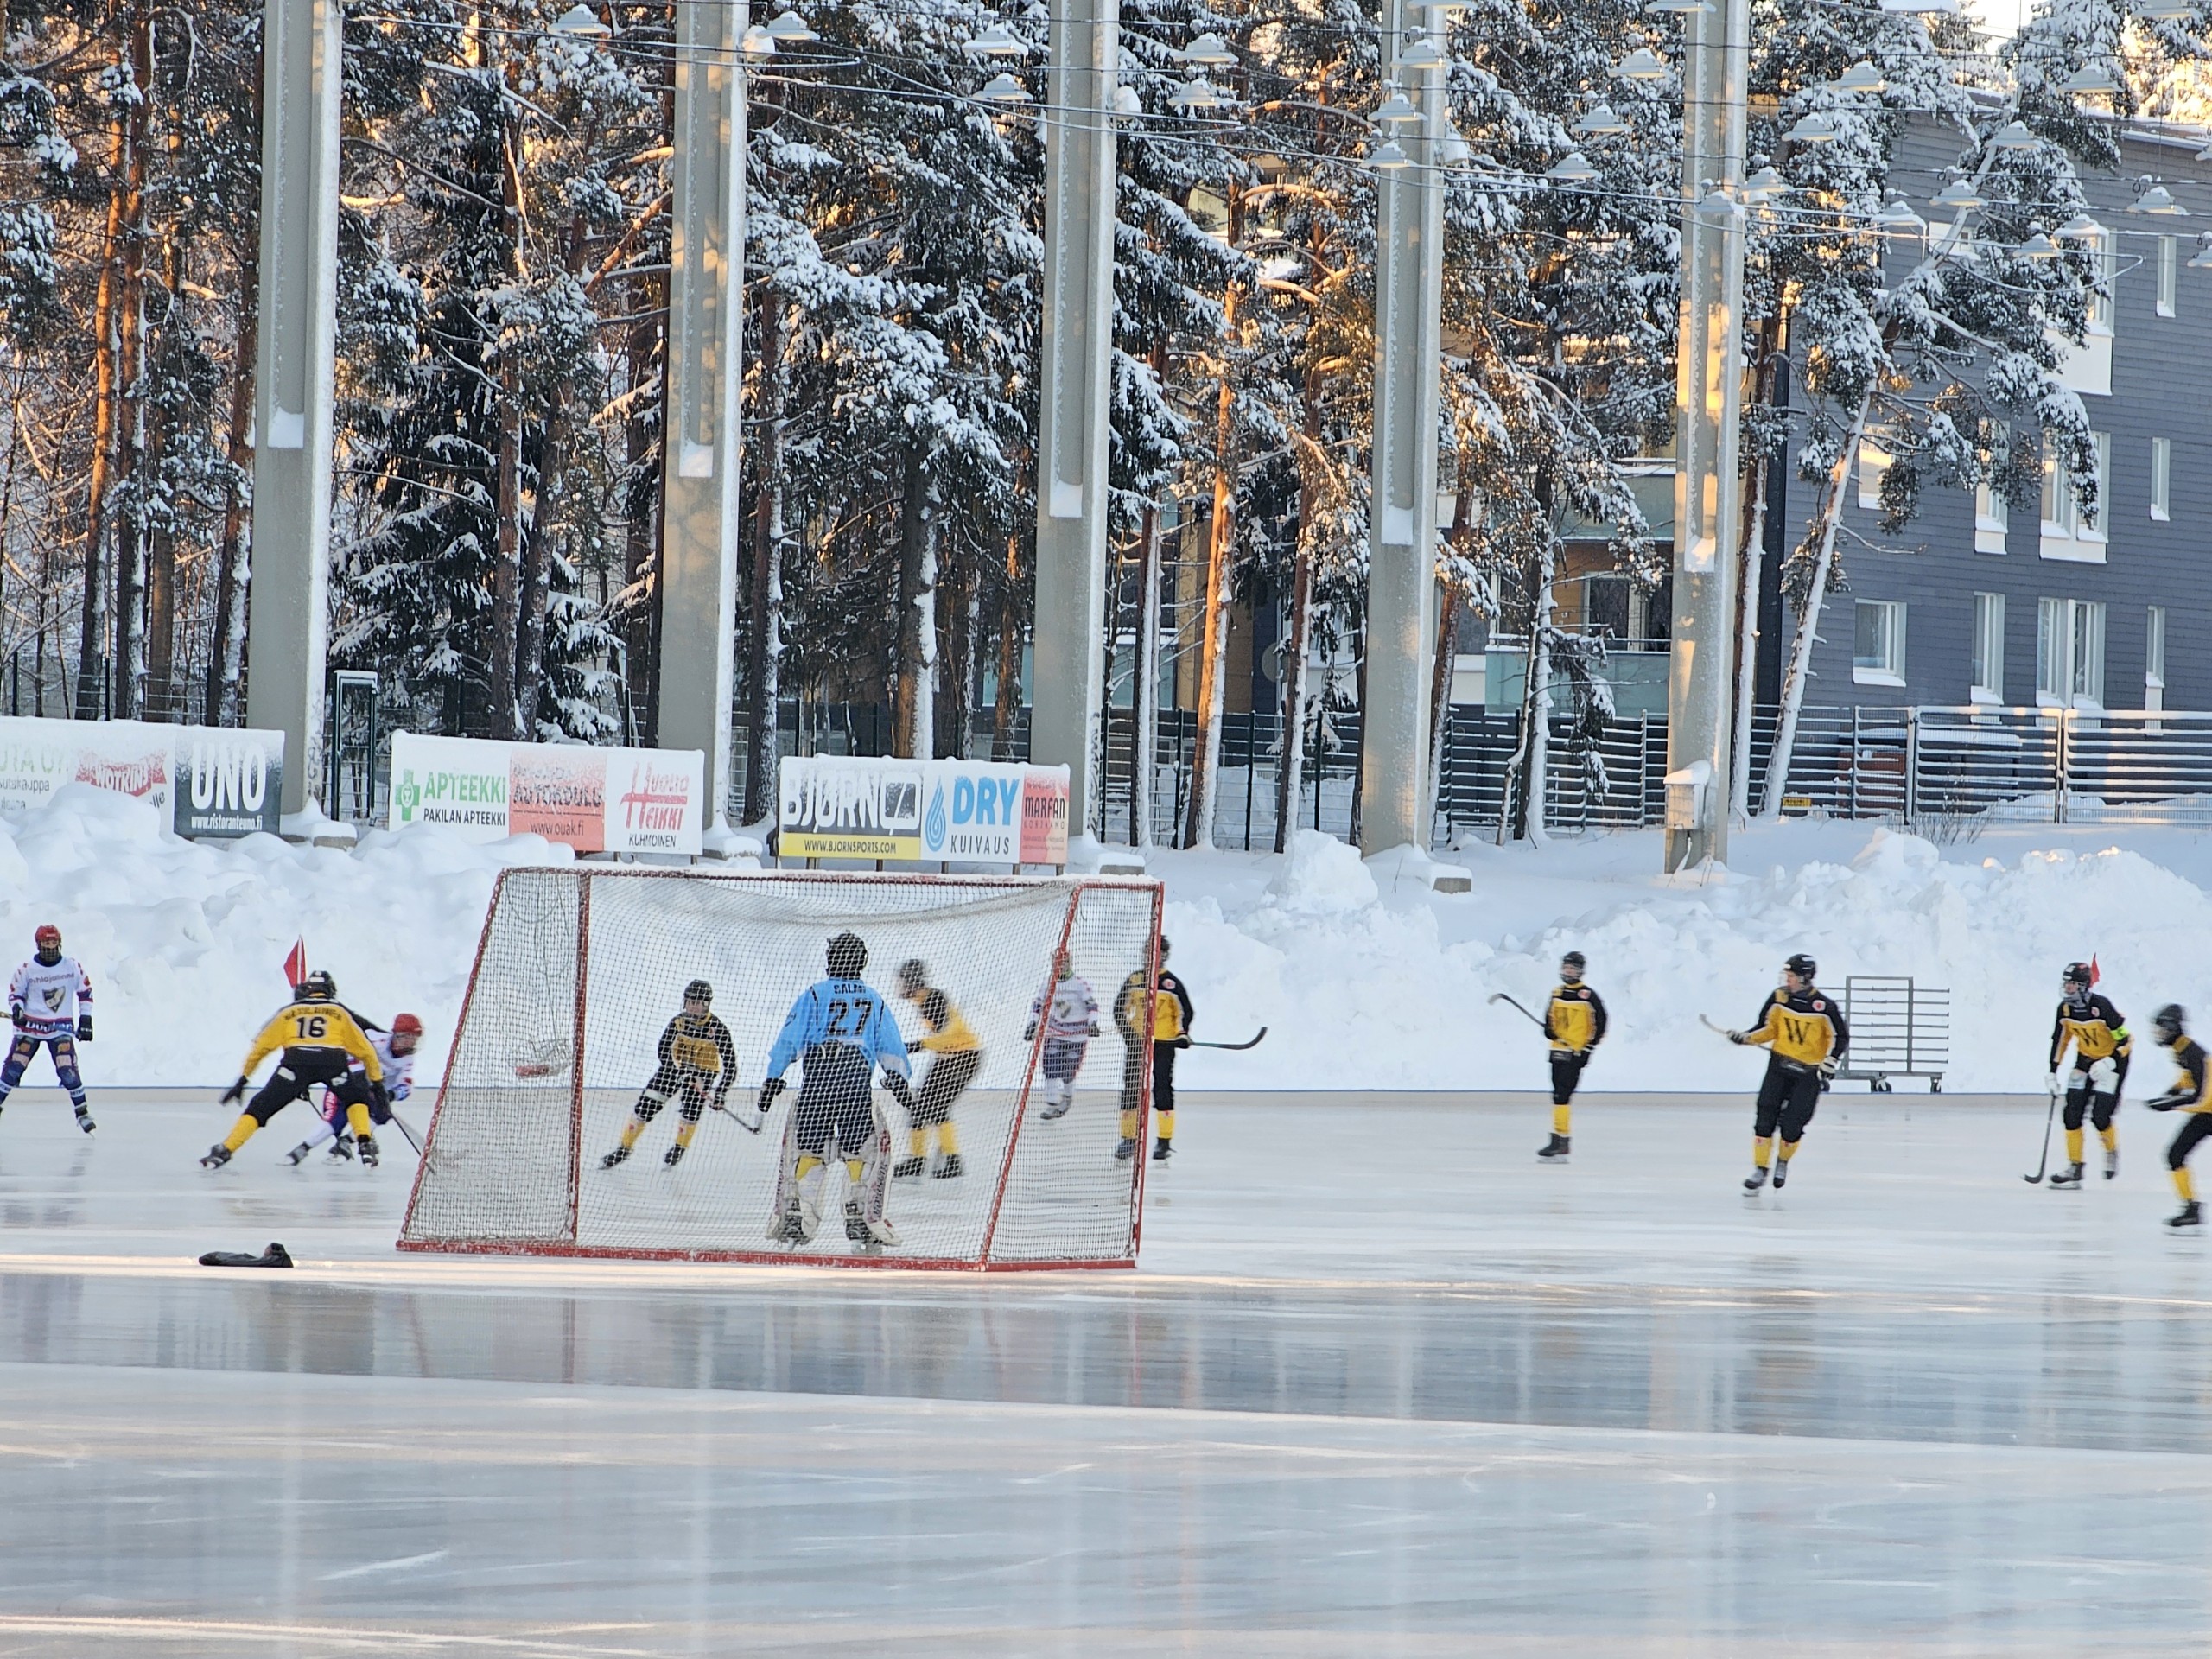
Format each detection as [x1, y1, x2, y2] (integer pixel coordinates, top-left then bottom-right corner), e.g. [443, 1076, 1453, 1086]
[844, 1199, 870, 1243]
[893, 1156, 927, 1179]
[1152, 1139, 1173, 1162]
[2106, 1146, 2120, 1181]
[1114, 1136, 1136, 1160]
[766, 1199, 811, 1244]
[327, 1134, 354, 1161]
[283, 1141, 313, 1166]
[357, 1134, 379, 1169]
[73, 1105, 93, 1135]
[1537, 1134, 1570, 1160]
[601, 1144, 632, 1169]
[934, 1154, 963, 1179]
[2050, 1161, 2085, 1189]
[1743, 1166, 1769, 1192]
[1772, 1160, 1789, 1190]
[200, 1144, 232, 1169]
[2171, 1200, 2202, 1230]
[664, 1142, 686, 1167]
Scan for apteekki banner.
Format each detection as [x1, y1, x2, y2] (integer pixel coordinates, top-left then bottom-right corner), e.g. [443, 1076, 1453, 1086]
[0, 716, 285, 838]
[778, 754, 1069, 867]
[388, 733, 704, 855]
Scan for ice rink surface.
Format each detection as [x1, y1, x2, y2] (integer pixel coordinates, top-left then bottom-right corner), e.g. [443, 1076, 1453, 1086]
[5, 1085, 2212, 1655]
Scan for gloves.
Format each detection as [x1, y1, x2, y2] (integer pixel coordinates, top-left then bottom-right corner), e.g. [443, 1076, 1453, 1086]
[2148, 1092, 2184, 1113]
[1817, 1055, 1840, 1079]
[1174, 1036, 1192, 1050]
[1726, 1030, 1747, 1046]
[390, 1081, 410, 1103]
[1087, 1023, 1100, 1038]
[371, 1077, 389, 1110]
[220, 1075, 248, 1106]
[75, 1015, 92, 1042]
[2049, 1071, 2064, 1100]
[756, 1077, 785, 1115]
[1022, 1024, 1037, 1043]
[8, 1003, 22, 1030]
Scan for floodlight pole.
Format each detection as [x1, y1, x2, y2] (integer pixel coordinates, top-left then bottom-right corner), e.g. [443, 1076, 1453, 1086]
[658, 0, 749, 834]
[1663, 0, 1749, 871]
[1359, 0, 1446, 860]
[247, 0, 343, 813]
[1029, 0, 1119, 857]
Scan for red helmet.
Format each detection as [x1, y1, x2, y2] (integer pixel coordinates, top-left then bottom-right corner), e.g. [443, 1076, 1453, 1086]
[391, 1013, 423, 1036]
[33, 925, 60, 951]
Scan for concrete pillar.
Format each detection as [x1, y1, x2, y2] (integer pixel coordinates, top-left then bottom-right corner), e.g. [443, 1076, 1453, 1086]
[1663, 0, 1749, 871]
[658, 0, 747, 831]
[1028, 0, 1118, 854]
[1358, 0, 1446, 857]
[246, 0, 342, 813]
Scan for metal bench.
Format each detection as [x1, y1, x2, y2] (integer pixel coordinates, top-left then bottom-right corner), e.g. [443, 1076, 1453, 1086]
[1837, 976, 1948, 1093]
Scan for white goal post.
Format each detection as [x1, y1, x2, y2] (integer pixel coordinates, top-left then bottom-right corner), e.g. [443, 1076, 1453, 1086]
[399, 868, 1164, 1269]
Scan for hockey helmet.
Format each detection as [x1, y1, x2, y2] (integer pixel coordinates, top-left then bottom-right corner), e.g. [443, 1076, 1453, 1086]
[294, 969, 337, 1002]
[683, 979, 713, 1006]
[391, 1012, 424, 1035]
[896, 958, 928, 993]
[2063, 961, 2096, 991]
[1783, 952, 1816, 982]
[32, 924, 60, 960]
[2157, 1003, 2188, 1039]
[826, 931, 868, 980]
[1158, 937, 1172, 961]
[1560, 950, 1586, 977]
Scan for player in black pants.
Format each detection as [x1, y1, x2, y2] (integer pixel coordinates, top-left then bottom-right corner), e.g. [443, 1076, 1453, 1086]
[1726, 952, 1848, 1192]
[1538, 950, 1606, 1161]
[1116, 938, 1195, 1162]
[2146, 1004, 2211, 1229]
[601, 980, 738, 1169]
[2049, 961, 2131, 1188]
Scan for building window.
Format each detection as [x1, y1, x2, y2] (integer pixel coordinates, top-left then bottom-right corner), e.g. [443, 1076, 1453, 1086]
[1972, 593, 2005, 703]
[2086, 227, 2116, 333]
[2158, 236, 2178, 318]
[1858, 431, 1892, 512]
[2152, 437, 2171, 521]
[1976, 423, 2009, 554]
[2042, 432, 2109, 557]
[2038, 597, 2106, 709]
[1853, 600, 1907, 687]
[2147, 606, 2167, 711]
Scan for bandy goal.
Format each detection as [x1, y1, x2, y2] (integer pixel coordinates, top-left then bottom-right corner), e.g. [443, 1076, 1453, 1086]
[399, 868, 1163, 1268]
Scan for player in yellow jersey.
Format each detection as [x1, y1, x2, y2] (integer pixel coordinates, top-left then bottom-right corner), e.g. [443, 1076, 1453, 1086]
[2047, 961, 2131, 1189]
[601, 980, 738, 1169]
[1726, 952, 1847, 1192]
[1115, 937, 1194, 1162]
[2145, 1004, 2209, 1229]
[200, 971, 386, 1168]
[894, 959, 980, 1179]
[1537, 950, 1606, 1161]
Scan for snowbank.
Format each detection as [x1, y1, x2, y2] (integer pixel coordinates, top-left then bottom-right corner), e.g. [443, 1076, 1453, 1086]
[8, 785, 2211, 1094]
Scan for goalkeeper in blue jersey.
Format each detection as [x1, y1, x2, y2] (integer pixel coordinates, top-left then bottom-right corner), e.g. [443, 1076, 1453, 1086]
[756, 931, 915, 1248]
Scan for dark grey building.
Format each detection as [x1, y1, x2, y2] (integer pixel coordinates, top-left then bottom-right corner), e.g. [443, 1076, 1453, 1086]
[1795, 116, 2212, 716]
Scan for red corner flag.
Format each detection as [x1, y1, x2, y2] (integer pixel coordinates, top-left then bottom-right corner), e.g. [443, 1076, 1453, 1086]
[2089, 955, 2101, 986]
[283, 938, 308, 989]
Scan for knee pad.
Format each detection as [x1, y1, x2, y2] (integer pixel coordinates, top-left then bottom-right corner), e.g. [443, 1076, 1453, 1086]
[2088, 1057, 2120, 1092]
[2063, 1090, 2089, 1130]
[2091, 1093, 2119, 1132]
[632, 1088, 668, 1123]
[677, 1091, 706, 1123]
[54, 1058, 83, 1094]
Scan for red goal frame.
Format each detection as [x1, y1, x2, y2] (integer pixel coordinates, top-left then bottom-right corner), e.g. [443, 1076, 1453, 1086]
[397, 868, 1163, 1271]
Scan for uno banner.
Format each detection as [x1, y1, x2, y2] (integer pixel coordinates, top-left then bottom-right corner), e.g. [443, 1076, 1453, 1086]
[0, 716, 285, 838]
[389, 733, 704, 855]
[779, 754, 1070, 867]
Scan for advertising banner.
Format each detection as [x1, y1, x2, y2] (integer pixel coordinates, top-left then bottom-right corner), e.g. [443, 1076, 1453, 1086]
[390, 733, 704, 855]
[779, 755, 1070, 867]
[0, 716, 286, 838]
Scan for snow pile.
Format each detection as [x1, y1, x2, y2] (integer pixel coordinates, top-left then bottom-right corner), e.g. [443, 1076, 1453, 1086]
[5, 785, 2209, 1096]
[0, 785, 569, 1087]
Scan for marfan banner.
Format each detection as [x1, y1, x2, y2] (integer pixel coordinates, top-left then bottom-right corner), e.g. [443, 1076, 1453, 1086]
[0, 716, 285, 838]
[389, 733, 704, 855]
[778, 754, 1069, 867]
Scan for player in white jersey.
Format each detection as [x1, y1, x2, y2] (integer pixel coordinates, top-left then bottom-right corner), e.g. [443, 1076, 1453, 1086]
[1026, 952, 1098, 1122]
[283, 1013, 423, 1166]
[2, 925, 95, 1132]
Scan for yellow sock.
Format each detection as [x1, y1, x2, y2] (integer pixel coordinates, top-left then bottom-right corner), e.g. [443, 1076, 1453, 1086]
[2176, 1166, 2196, 1203]
[796, 1154, 821, 1179]
[844, 1159, 863, 1182]
[1552, 1105, 1571, 1137]
[620, 1118, 645, 1151]
[937, 1122, 959, 1157]
[909, 1128, 928, 1159]
[1779, 1139, 1799, 1164]
[347, 1102, 373, 1138]
[2100, 1124, 2118, 1153]
[222, 1114, 258, 1153]
[2066, 1128, 2083, 1165]
[1119, 1109, 1138, 1139]
[1157, 1109, 1175, 1142]
[676, 1120, 697, 1150]
[1753, 1135, 1772, 1170]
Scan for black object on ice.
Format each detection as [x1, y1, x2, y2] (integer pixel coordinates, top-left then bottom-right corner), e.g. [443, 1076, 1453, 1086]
[197, 1242, 294, 1268]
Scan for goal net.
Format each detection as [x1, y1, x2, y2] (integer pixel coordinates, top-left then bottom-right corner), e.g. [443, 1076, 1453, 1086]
[399, 868, 1163, 1268]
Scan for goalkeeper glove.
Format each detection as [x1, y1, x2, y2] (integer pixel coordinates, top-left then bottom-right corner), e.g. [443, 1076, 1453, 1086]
[220, 1075, 248, 1106]
[756, 1077, 785, 1115]
[75, 1015, 92, 1042]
